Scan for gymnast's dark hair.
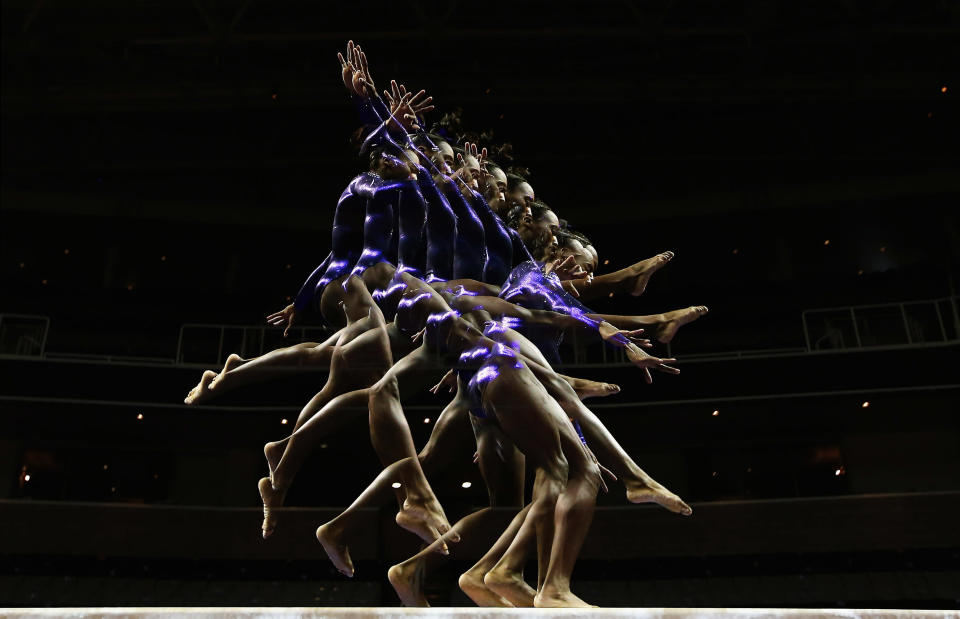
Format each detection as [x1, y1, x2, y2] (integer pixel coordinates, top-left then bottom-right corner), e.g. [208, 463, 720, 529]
[505, 173, 528, 191]
[557, 228, 593, 249]
[505, 200, 553, 230]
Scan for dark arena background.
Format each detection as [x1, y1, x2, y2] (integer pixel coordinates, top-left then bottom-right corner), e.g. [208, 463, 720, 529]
[1, 1, 959, 616]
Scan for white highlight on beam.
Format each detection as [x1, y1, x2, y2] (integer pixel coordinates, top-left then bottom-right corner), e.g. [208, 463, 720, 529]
[0, 607, 951, 618]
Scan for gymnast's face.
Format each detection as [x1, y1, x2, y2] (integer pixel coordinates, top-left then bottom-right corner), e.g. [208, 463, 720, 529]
[460, 154, 481, 188]
[561, 239, 598, 274]
[518, 207, 560, 251]
[507, 181, 535, 205]
[484, 167, 508, 211]
[432, 141, 455, 172]
[374, 152, 414, 180]
[539, 235, 561, 262]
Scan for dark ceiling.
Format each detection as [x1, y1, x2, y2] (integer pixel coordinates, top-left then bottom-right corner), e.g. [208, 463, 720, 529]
[2, 0, 958, 225]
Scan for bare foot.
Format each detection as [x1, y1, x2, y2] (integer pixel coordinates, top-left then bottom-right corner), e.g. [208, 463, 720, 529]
[208, 354, 244, 390]
[395, 503, 459, 552]
[316, 522, 354, 577]
[258, 477, 286, 539]
[655, 305, 709, 344]
[459, 569, 514, 607]
[626, 480, 693, 516]
[534, 585, 596, 608]
[571, 378, 620, 400]
[184, 370, 217, 405]
[629, 251, 673, 297]
[387, 561, 428, 607]
[483, 567, 536, 607]
[263, 441, 285, 489]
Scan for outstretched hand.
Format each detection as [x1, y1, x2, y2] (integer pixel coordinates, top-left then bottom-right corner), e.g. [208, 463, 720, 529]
[337, 41, 377, 97]
[429, 369, 457, 395]
[624, 345, 679, 384]
[583, 444, 617, 493]
[384, 80, 434, 131]
[548, 255, 590, 282]
[266, 304, 298, 338]
[598, 323, 652, 348]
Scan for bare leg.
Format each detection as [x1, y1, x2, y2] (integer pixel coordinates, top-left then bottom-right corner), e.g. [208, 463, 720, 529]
[387, 404, 525, 607]
[521, 353, 691, 515]
[207, 332, 341, 394]
[460, 504, 531, 606]
[575, 251, 673, 302]
[479, 361, 600, 607]
[484, 470, 560, 608]
[589, 305, 709, 344]
[481, 325, 690, 514]
[560, 373, 621, 400]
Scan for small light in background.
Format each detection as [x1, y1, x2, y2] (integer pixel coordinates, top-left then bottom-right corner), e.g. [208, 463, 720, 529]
[941, 86, 948, 93]
[160, 255, 167, 262]
[603, 259, 610, 265]
[391, 482, 402, 489]
[732, 248, 739, 255]
[834, 468, 843, 476]
[711, 471, 718, 477]
[153, 473, 160, 479]
[857, 269, 864, 276]
[136, 413, 144, 420]
[608, 293, 614, 298]
[712, 410, 719, 417]
[285, 296, 291, 301]
[285, 264, 292, 270]
[24, 474, 31, 482]
[861, 401, 870, 408]
[461, 481, 472, 489]
[423, 418, 431, 424]
[880, 246, 886, 253]
[103, 464, 109, 470]
[746, 467, 752, 473]
[320, 443, 327, 449]
[64, 248, 70, 255]
[271, 93, 278, 100]
[928, 112, 934, 119]
[126, 284, 135, 291]
[41, 279, 48, 285]
[111, 486, 117, 493]
[484, 88, 491, 94]
[823, 239, 830, 246]
[281, 418, 288, 425]
[19, 262, 25, 268]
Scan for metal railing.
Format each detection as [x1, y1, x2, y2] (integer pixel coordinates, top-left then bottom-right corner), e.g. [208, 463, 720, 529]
[175, 322, 332, 365]
[0, 313, 49, 357]
[802, 295, 959, 352]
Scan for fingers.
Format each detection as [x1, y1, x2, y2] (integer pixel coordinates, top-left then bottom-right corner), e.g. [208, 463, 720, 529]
[657, 363, 680, 374]
[411, 327, 426, 343]
[600, 462, 618, 483]
[337, 52, 347, 68]
[643, 367, 652, 384]
[283, 324, 292, 338]
[359, 50, 371, 80]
